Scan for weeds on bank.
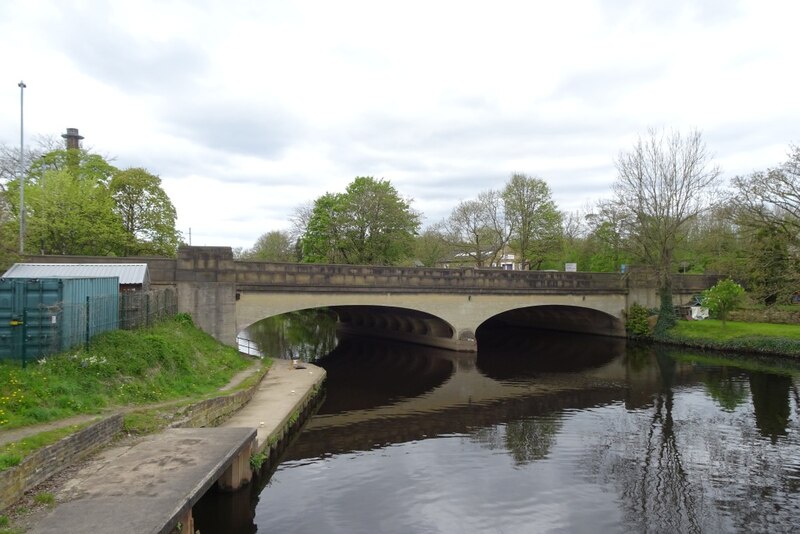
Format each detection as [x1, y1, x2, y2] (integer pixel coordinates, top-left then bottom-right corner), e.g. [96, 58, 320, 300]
[0, 316, 253, 430]
[33, 493, 54, 506]
[0, 516, 22, 534]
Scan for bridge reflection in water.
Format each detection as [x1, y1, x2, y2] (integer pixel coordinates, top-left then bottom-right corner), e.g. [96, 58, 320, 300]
[197, 311, 800, 534]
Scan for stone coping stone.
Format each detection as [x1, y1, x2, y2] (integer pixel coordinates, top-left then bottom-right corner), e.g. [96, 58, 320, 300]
[30, 427, 255, 534]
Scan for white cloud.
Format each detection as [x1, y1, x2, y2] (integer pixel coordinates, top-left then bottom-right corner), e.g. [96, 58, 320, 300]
[1, 0, 798, 249]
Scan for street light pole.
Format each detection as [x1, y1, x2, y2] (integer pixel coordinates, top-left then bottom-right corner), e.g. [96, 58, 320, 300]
[18, 80, 26, 255]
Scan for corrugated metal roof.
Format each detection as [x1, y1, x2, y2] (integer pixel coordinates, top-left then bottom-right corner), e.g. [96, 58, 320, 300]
[2, 263, 150, 285]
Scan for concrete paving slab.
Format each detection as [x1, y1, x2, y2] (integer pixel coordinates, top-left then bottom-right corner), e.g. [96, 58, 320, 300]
[29, 427, 255, 534]
[222, 361, 325, 451]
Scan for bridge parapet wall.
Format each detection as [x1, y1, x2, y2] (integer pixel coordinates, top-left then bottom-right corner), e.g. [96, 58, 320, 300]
[234, 261, 719, 299]
[235, 262, 630, 294]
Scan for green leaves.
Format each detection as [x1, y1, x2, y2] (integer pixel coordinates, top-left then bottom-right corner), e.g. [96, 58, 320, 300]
[109, 168, 181, 256]
[26, 168, 127, 256]
[5, 145, 181, 257]
[300, 177, 420, 265]
[502, 173, 561, 269]
[702, 279, 745, 325]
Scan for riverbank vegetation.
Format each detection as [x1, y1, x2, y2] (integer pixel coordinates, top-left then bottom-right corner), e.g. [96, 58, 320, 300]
[0, 314, 255, 431]
[662, 319, 800, 357]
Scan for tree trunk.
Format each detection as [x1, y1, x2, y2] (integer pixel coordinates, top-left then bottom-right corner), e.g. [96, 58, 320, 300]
[654, 274, 676, 336]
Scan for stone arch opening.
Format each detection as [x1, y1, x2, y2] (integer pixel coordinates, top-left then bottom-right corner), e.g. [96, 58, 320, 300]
[476, 304, 625, 341]
[475, 305, 626, 380]
[332, 305, 456, 349]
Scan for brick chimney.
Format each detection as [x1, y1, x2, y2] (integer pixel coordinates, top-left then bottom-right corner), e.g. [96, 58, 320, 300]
[61, 128, 84, 150]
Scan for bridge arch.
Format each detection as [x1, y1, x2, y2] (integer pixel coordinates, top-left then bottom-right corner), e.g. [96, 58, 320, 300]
[236, 291, 628, 352]
[476, 304, 625, 339]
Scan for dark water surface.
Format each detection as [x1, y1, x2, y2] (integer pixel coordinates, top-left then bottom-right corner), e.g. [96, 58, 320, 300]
[197, 315, 800, 533]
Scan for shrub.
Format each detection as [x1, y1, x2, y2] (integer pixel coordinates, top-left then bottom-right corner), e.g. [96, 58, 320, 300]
[626, 302, 651, 337]
[174, 312, 194, 326]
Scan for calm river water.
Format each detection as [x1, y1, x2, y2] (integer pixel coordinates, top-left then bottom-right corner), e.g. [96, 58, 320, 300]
[197, 311, 800, 533]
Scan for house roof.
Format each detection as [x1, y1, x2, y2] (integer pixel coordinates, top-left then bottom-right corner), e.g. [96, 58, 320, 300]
[2, 263, 150, 285]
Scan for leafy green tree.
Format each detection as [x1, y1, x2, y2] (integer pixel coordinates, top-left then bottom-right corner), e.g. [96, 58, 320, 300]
[4, 140, 181, 257]
[614, 128, 721, 334]
[24, 169, 127, 255]
[584, 201, 631, 272]
[0, 190, 18, 269]
[743, 225, 794, 305]
[674, 204, 745, 276]
[301, 193, 347, 263]
[502, 174, 562, 270]
[28, 148, 117, 186]
[109, 168, 181, 256]
[245, 230, 296, 262]
[731, 146, 800, 303]
[413, 224, 452, 267]
[300, 177, 420, 265]
[701, 279, 745, 326]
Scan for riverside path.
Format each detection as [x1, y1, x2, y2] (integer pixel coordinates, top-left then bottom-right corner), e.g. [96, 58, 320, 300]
[27, 363, 325, 534]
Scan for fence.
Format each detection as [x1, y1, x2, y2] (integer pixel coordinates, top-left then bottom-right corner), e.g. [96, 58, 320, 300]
[2, 287, 178, 366]
[119, 288, 178, 330]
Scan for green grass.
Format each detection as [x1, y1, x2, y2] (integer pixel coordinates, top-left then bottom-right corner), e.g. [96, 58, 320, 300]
[672, 320, 800, 340]
[0, 424, 89, 472]
[0, 315, 255, 430]
[665, 319, 800, 356]
[33, 492, 55, 506]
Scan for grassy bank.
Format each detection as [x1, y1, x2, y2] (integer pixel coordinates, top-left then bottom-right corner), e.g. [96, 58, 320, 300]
[0, 314, 256, 430]
[663, 319, 800, 357]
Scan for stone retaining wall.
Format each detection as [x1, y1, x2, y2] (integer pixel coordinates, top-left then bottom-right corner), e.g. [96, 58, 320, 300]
[0, 415, 124, 511]
[169, 374, 265, 429]
[255, 374, 325, 475]
[728, 308, 800, 325]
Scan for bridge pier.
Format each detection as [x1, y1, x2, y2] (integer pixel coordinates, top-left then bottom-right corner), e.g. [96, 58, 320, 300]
[176, 247, 238, 346]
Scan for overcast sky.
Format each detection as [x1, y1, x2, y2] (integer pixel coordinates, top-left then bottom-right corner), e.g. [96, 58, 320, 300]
[1, 0, 798, 249]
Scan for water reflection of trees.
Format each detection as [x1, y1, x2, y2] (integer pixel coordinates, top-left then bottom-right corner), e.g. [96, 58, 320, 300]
[472, 415, 562, 466]
[749, 371, 792, 443]
[603, 346, 800, 532]
[701, 368, 749, 412]
[244, 309, 338, 361]
[618, 350, 702, 533]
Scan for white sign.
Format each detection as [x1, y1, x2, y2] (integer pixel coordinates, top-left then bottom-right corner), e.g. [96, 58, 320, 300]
[565, 263, 577, 272]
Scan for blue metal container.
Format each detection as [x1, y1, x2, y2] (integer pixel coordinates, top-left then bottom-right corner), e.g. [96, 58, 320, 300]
[0, 277, 119, 362]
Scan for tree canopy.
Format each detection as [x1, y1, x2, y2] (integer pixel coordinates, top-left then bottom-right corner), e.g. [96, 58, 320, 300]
[502, 174, 562, 270]
[613, 128, 721, 333]
[299, 177, 420, 265]
[1, 139, 181, 259]
[109, 167, 181, 256]
[444, 192, 507, 268]
[244, 230, 296, 262]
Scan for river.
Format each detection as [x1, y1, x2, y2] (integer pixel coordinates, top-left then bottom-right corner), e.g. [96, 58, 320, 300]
[197, 311, 800, 533]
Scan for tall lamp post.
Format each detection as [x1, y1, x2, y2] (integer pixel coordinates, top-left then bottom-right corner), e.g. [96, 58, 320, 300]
[18, 80, 26, 255]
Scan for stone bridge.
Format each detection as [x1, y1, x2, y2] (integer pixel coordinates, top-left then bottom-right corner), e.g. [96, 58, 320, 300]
[26, 246, 719, 352]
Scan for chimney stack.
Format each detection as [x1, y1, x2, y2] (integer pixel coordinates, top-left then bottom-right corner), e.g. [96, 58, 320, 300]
[61, 128, 84, 150]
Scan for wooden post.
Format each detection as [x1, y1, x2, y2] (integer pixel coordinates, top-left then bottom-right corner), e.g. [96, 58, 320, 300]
[217, 437, 254, 491]
[178, 509, 194, 534]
